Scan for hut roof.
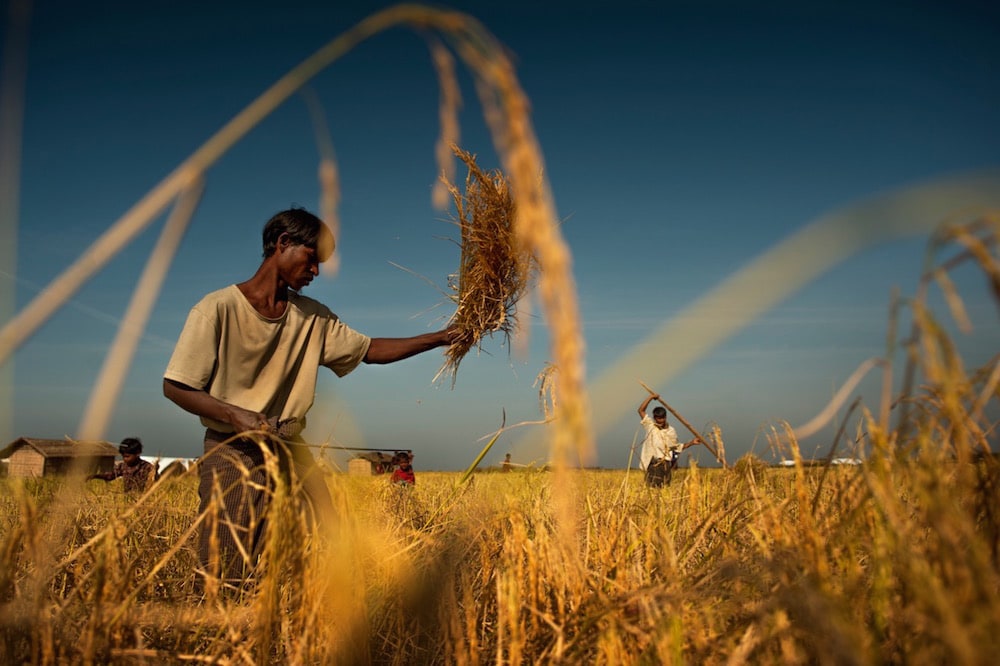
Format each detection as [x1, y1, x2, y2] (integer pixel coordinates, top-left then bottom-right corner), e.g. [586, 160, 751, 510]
[0, 437, 118, 459]
[352, 452, 394, 464]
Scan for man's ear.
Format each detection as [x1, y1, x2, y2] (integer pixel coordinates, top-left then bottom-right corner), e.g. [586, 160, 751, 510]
[276, 232, 291, 252]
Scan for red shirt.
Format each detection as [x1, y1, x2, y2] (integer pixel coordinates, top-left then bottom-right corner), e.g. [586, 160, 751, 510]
[391, 467, 415, 485]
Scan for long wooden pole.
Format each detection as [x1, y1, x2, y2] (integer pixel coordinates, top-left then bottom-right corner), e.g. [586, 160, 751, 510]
[639, 380, 727, 467]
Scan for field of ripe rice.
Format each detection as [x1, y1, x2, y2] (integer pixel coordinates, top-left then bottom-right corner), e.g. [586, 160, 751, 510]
[1, 444, 998, 664]
[2, 4, 998, 664]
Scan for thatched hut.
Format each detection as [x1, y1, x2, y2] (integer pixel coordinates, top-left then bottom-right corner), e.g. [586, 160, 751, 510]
[347, 451, 414, 476]
[348, 452, 395, 476]
[0, 438, 118, 478]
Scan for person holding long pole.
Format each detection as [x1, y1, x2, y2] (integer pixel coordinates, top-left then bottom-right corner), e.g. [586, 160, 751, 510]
[637, 393, 696, 487]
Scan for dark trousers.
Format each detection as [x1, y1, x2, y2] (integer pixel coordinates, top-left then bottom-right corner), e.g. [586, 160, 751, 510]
[644, 455, 676, 488]
[196, 429, 333, 589]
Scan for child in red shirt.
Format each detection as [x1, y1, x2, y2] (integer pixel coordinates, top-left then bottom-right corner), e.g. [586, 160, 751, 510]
[390, 451, 415, 486]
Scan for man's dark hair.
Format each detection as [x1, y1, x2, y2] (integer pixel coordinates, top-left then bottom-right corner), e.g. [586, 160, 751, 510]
[652, 406, 667, 418]
[262, 207, 334, 261]
[119, 437, 143, 455]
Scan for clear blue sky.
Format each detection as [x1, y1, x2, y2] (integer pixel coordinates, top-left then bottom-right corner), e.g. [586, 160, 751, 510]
[4, 0, 999, 470]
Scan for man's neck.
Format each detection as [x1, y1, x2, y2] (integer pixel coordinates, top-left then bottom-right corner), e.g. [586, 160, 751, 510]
[238, 262, 289, 318]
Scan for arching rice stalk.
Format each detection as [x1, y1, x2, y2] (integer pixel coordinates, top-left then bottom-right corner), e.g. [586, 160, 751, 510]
[429, 38, 462, 211]
[435, 146, 536, 385]
[534, 362, 558, 421]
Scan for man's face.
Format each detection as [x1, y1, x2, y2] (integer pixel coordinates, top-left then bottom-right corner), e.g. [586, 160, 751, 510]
[653, 414, 667, 429]
[278, 237, 320, 290]
[122, 452, 140, 466]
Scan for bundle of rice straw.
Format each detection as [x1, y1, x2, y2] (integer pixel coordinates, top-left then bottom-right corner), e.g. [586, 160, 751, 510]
[435, 146, 536, 384]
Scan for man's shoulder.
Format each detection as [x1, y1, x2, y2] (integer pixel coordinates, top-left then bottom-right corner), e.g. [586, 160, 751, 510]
[195, 285, 238, 305]
[188, 285, 239, 315]
[289, 292, 338, 320]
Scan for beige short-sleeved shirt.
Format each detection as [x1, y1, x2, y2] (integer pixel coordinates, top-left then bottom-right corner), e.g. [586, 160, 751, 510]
[164, 285, 371, 433]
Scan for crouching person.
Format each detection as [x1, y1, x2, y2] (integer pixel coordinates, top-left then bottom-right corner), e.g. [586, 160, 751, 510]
[88, 437, 157, 492]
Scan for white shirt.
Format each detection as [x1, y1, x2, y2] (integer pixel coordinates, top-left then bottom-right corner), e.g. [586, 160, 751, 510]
[639, 415, 680, 470]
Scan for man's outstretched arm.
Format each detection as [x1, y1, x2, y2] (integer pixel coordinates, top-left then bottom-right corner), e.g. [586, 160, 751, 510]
[363, 327, 456, 365]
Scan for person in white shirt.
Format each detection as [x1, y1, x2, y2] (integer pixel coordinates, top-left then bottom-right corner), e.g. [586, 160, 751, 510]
[637, 394, 694, 487]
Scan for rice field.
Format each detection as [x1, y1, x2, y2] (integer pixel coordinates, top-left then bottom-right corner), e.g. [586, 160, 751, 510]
[0, 434, 998, 665]
[2, 3, 998, 664]
[3, 222, 998, 663]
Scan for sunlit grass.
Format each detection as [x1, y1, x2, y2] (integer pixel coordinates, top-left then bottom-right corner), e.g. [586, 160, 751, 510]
[1, 440, 998, 664]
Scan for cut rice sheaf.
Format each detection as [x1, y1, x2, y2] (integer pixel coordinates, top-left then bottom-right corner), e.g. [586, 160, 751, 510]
[436, 146, 537, 384]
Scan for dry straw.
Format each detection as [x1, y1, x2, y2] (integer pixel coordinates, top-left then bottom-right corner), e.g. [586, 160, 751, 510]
[435, 146, 536, 385]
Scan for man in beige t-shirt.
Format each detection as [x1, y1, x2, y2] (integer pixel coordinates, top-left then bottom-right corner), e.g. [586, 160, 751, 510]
[164, 207, 455, 590]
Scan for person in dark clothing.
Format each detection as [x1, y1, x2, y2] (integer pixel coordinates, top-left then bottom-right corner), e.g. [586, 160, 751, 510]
[88, 437, 156, 492]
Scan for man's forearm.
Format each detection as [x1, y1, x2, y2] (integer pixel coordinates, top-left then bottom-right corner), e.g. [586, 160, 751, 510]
[164, 379, 226, 421]
[638, 395, 655, 417]
[163, 378, 273, 432]
[364, 329, 452, 365]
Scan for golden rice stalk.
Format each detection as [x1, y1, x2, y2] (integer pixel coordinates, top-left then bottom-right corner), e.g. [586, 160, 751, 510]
[429, 37, 461, 211]
[300, 86, 342, 276]
[534, 362, 558, 420]
[435, 146, 536, 384]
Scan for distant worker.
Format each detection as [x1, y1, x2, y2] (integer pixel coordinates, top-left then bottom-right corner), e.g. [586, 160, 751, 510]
[88, 437, 157, 492]
[502, 453, 512, 472]
[390, 451, 415, 486]
[637, 394, 694, 487]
